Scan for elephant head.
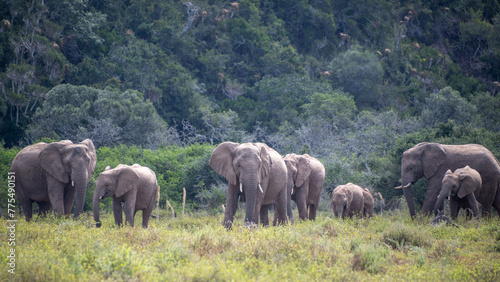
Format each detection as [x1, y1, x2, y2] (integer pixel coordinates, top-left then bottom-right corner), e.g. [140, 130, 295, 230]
[434, 166, 481, 214]
[93, 165, 140, 226]
[209, 142, 272, 225]
[332, 187, 352, 218]
[396, 143, 446, 217]
[284, 154, 312, 196]
[38, 139, 96, 218]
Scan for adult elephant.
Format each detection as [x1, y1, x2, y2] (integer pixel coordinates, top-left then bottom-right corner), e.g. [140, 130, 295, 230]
[209, 142, 288, 228]
[10, 139, 97, 221]
[395, 142, 500, 218]
[284, 154, 325, 221]
[434, 166, 482, 219]
[93, 164, 158, 228]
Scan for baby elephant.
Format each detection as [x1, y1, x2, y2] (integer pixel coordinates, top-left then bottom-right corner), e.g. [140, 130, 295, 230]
[434, 165, 482, 219]
[93, 164, 158, 228]
[331, 183, 374, 219]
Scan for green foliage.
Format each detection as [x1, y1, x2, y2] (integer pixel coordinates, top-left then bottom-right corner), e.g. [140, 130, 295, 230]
[328, 45, 384, 107]
[420, 86, 477, 127]
[0, 142, 20, 211]
[2, 213, 500, 280]
[1, 0, 500, 214]
[26, 84, 172, 148]
[382, 222, 430, 250]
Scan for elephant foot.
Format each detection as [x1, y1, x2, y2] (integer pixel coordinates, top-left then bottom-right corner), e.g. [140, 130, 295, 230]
[95, 221, 102, 228]
[243, 221, 258, 229]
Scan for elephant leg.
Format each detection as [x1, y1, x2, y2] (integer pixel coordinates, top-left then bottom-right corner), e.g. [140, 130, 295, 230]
[142, 196, 156, 229]
[112, 197, 123, 226]
[308, 204, 318, 220]
[20, 199, 33, 222]
[223, 184, 239, 228]
[47, 178, 65, 216]
[123, 201, 135, 227]
[422, 177, 443, 215]
[37, 201, 51, 216]
[275, 188, 288, 225]
[466, 194, 480, 218]
[63, 184, 76, 216]
[450, 200, 460, 220]
[142, 208, 153, 229]
[295, 187, 308, 221]
[260, 205, 269, 226]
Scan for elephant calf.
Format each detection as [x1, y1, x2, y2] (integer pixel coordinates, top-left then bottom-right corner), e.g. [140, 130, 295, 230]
[93, 164, 158, 228]
[435, 165, 482, 219]
[331, 183, 374, 219]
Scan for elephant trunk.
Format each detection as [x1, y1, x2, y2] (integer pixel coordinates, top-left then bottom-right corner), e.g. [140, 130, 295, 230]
[241, 175, 258, 225]
[401, 183, 416, 218]
[93, 187, 102, 227]
[72, 167, 88, 219]
[333, 200, 345, 218]
[286, 176, 294, 223]
[434, 185, 450, 216]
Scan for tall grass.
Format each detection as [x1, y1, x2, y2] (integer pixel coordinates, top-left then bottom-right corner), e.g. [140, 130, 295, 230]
[1, 210, 499, 281]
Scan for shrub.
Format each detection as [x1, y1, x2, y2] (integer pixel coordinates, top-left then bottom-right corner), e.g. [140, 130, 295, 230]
[382, 223, 429, 250]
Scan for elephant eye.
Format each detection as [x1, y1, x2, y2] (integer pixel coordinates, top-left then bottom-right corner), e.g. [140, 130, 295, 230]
[237, 163, 241, 168]
[105, 184, 109, 187]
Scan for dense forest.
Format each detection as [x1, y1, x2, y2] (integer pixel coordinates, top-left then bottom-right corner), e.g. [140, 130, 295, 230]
[1, 0, 500, 213]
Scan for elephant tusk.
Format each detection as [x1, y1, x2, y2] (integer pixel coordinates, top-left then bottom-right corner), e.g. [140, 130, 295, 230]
[240, 183, 243, 193]
[395, 182, 412, 189]
[99, 196, 103, 200]
[291, 187, 294, 195]
[259, 184, 263, 193]
[72, 181, 74, 186]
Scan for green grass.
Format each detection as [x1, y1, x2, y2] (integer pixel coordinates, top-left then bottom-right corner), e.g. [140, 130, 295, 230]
[1, 210, 500, 281]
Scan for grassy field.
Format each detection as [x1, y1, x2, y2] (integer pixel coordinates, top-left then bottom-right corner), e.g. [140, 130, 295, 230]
[2, 209, 500, 281]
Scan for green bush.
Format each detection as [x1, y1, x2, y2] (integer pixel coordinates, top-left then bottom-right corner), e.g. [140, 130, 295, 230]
[382, 222, 430, 250]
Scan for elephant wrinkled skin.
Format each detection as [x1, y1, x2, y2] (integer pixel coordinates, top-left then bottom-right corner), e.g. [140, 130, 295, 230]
[284, 154, 325, 221]
[396, 143, 500, 218]
[210, 142, 288, 228]
[10, 139, 97, 221]
[93, 164, 158, 228]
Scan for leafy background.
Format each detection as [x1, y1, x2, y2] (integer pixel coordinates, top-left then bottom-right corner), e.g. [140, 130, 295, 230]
[1, 0, 500, 213]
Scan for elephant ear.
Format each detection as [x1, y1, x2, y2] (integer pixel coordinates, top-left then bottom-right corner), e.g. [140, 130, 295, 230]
[256, 143, 272, 182]
[295, 155, 312, 187]
[421, 143, 447, 179]
[210, 142, 240, 185]
[39, 141, 72, 183]
[80, 139, 97, 177]
[116, 167, 140, 197]
[457, 172, 479, 198]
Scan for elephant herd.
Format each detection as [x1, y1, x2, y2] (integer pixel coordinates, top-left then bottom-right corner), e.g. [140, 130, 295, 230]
[9, 140, 500, 229]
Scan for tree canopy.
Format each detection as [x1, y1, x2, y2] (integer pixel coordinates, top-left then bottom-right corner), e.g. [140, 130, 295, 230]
[1, 0, 500, 211]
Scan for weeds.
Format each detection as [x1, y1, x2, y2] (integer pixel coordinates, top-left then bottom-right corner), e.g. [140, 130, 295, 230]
[1, 211, 499, 281]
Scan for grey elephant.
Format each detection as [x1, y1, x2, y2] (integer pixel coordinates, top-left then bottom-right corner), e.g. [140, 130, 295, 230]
[362, 188, 375, 218]
[284, 153, 325, 221]
[396, 143, 500, 218]
[434, 166, 482, 219]
[93, 164, 158, 228]
[331, 183, 373, 219]
[10, 139, 96, 221]
[209, 142, 288, 228]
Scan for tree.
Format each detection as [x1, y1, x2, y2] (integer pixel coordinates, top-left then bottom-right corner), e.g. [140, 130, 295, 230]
[27, 84, 176, 148]
[420, 86, 477, 127]
[328, 45, 384, 108]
